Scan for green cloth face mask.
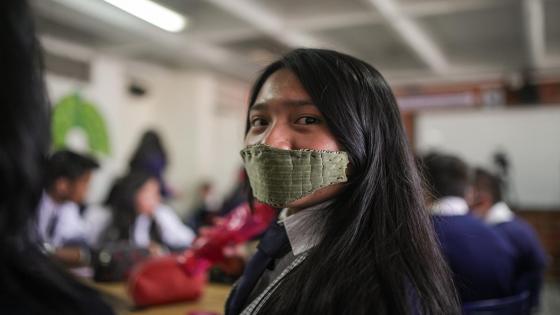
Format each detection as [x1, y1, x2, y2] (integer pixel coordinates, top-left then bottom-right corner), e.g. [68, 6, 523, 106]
[240, 144, 349, 208]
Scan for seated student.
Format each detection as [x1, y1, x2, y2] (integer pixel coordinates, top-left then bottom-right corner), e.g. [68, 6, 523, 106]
[225, 49, 460, 315]
[470, 167, 547, 311]
[421, 152, 516, 303]
[0, 1, 113, 313]
[37, 150, 99, 266]
[89, 171, 195, 253]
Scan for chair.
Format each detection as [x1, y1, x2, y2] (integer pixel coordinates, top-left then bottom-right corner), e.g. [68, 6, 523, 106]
[462, 291, 530, 315]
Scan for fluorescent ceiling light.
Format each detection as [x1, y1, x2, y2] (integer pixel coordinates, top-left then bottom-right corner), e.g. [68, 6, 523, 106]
[103, 0, 187, 32]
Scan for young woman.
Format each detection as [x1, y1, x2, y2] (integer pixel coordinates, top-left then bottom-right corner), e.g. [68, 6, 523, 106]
[226, 49, 460, 314]
[0, 1, 113, 314]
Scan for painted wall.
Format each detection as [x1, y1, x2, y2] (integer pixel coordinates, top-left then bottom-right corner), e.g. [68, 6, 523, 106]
[45, 45, 249, 216]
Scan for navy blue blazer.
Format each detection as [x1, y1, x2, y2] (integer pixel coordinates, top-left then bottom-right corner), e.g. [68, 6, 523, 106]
[433, 214, 516, 303]
[494, 218, 547, 309]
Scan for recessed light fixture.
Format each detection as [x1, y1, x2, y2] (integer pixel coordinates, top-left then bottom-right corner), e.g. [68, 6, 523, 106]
[103, 0, 187, 33]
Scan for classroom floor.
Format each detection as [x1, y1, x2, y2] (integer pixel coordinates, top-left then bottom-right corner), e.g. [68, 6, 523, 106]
[537, 281, 560, 315]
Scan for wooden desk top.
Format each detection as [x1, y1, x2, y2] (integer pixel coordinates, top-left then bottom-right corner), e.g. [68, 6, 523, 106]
[93, 282, 232, 315]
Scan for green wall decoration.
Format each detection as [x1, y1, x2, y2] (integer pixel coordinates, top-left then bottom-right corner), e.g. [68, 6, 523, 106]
[52, 93, 111, 155]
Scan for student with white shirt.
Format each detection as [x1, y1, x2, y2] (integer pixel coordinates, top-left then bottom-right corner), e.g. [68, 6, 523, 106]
[92, 171, 195, 253]
[470, 167, 547, 311]
[421, 152, 517, 304]
[38, 150, 99, 266]
[226, 49, 460, 315]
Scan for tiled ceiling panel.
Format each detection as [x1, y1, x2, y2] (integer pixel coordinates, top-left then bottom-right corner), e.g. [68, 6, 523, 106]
[418, 2, 526, 67]
[258, 0, 374, 19]
[31, 0, 560, 81]
[315, 23, 427, 71]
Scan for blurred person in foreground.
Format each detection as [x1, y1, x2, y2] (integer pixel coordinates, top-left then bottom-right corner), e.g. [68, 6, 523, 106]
[421, 152, 516, 303]
[470, 167, 547, 312]
[0, 1, 114, 314]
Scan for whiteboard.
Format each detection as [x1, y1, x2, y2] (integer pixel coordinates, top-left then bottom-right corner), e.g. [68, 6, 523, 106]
[416, 106, 560, 208]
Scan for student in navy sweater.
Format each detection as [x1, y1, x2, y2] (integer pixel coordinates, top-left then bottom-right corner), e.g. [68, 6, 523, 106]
[470, 167, 547, 311]
[421, 153, 516, 303]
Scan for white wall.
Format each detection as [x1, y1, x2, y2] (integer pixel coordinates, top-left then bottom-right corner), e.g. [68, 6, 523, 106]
[416, 107, 560, 208]
[45, 43, 249, 216]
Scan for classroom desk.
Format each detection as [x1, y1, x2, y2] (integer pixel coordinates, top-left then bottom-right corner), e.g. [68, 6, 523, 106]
[93, 282, 232, 315]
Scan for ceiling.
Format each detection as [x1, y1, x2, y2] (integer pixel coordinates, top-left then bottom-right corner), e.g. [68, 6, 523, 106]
[32, 0, 560, 85]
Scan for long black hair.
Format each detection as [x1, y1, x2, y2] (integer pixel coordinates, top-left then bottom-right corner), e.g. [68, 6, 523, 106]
[45, 149, 100, 190]
[0, 1, 113, 314]
[104, 171, 155, 241]
[244, 49, 460, 314]
[422, 152, 469, 200]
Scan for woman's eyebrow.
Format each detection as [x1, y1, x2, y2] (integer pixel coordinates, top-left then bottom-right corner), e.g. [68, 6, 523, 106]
[284, 100, 315, 107]
[250, 103, 268, 112]
[251, 100, 314, 112]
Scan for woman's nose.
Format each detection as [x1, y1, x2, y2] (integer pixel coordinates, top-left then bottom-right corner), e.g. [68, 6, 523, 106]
[262, 123, 292, 150]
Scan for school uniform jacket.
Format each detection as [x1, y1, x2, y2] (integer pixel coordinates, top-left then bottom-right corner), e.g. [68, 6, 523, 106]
[431, 197, 516, 303]
[485, 202, 548, 309]
[225, 205, 322, 315]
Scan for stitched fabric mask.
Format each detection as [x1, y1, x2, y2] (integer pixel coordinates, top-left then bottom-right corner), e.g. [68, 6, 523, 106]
[240, 144, 349, 208]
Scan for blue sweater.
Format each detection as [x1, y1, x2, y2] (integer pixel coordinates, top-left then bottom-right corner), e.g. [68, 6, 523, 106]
[433, 214, 516, 303]
[494, 218, 547, 309]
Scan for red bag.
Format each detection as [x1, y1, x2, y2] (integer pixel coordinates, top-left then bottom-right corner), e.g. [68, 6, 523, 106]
[128, 255, 207, 307]
[128, 202, 276, 307]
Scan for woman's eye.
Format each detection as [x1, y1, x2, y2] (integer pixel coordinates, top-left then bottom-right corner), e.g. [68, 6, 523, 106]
[295, 116, 320, 125]
[251, 118, 268, 127]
